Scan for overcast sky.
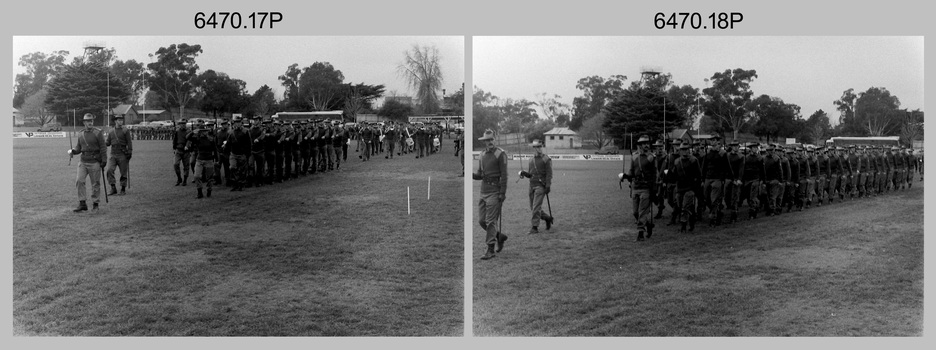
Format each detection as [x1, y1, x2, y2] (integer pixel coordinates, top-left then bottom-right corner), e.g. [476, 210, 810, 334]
[12, 36, 464, 106]
[473, 36, 924, 126]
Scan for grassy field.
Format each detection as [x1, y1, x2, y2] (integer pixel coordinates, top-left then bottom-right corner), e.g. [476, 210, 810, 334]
[472, 159, 923, 336]
[13, 136, 463, 336]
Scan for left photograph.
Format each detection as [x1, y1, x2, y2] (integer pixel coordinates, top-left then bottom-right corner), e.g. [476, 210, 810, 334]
[12, 36, 466, 336]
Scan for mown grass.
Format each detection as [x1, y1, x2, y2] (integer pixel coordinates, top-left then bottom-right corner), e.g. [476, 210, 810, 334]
[472, 159, 922, 336]
[13, 137, 463, 336]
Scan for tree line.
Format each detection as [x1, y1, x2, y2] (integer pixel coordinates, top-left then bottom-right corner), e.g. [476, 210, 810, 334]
[14, 43, 454, 126]
[473, 67, 923, 150]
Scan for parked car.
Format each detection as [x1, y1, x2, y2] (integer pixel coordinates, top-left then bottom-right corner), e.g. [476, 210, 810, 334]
[38, 122, 62, 132]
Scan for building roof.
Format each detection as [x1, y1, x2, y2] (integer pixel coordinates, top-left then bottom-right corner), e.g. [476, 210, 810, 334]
[668, 129, 692, 139]
[112, 104, 136, 115]
[138, 109, 166, 114]
[544, 127, 577, 136]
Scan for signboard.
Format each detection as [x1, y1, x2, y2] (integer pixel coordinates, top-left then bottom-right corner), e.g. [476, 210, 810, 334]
[471, 152, 623, 161]
[13, 132, 67, 138]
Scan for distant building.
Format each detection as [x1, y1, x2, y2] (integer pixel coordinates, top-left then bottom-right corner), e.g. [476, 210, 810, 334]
[110, 104, 140, 124]
[668, 129, 694, 144]
[544, 127, 580, 149]
[384, 96, 413, 106]
[137, 109, 169, 123]
[274, 110, 344, 122]
[356, 113, 389, 123]
[13, 107, 24, 126]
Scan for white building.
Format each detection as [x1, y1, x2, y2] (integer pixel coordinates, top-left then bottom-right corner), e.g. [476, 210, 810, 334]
[543, 127, 581, 149]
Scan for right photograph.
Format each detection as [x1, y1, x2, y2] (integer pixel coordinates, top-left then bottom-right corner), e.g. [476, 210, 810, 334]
[470, 36, 923, 336]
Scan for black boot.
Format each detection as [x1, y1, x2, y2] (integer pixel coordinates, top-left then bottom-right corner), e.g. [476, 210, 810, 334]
[206, 187, 212, 198]
[646, 222, 654, 239]
[197, 188, 204, 199]
[175, 176, 183, 186]
[496, 232, 508, 252]
[108, 184, 118, 196]
[688, 218, 696, 232]
[182, 176, 188, 186]
[73, 200, 88, 212]
[120, 186, 126, 195]
[544, 215, 553, 230]
[92, 202, 99, 210]
[636, 230, 645, 241]
[481, 244, 496, 260]
[654, 209, 664, 220]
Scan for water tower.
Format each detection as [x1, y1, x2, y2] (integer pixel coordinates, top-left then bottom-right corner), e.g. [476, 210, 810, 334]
[83, 40, 110, 126]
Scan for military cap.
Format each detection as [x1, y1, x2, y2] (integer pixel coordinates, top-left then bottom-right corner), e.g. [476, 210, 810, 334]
[112, 115, 124, 120]
[679, 143, 692, 150]
[82, 113, 95, 121]
[232, 116, 243, 122]
[530, 139, 544, 148]
[637, 135, 651, 144]
[728, 140, 739, 146]
[653, 139, 665, 147]
[478, 129, 495, 141]
[671, 139, 682, 145]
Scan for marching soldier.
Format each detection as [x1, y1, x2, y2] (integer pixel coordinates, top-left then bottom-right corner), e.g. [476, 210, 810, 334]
[188, 121, 218, 198]
[741, 143, 765, 219]
[816, 146, 831, 205]
[700, 138, 727, 226]
[171, 119, 191, 186]
[522, 139, 554, 234]
[724, 141, 745, 223]
[360, 123, 373, 162]
[67, 113, 107, 212]
[262, 119, 278, 184]
[673, 142, 701, 232]
[621, 135, 656, 240]
[474, 129, 508, 260]
[385, 124, 397, 159]
[663, 139, 682, 225]
[652, 140, 667, 219]
[333, 122, 346, 170]
[763, 145, 784, 216]
[215, 120, 231, 186]
[224, 116, 252, 191]
[249, 116, 267, 187]
[105, 114, 132, 196]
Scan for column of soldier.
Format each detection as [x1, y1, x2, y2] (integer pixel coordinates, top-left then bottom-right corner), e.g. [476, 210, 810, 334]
[644, 137, 921, 236]
[130, 126, 173, 140]
[352, 121, 447, 162]
[169, 117, 450, 198]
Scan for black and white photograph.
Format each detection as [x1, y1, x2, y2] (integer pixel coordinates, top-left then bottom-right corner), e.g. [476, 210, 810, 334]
[11, 35, 466, 336]
[471, 36, 924, 336]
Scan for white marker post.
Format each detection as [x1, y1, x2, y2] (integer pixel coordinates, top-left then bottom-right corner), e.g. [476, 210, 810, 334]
[407, 186, 411, 215]
[428, 176, 431, 200]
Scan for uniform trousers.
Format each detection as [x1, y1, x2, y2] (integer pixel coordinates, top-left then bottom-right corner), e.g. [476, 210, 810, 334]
[194, 159, 215, 190]
[105, 153, 129, 188]
[76, 161, 102, 204]
[478, 191, 502, 246]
